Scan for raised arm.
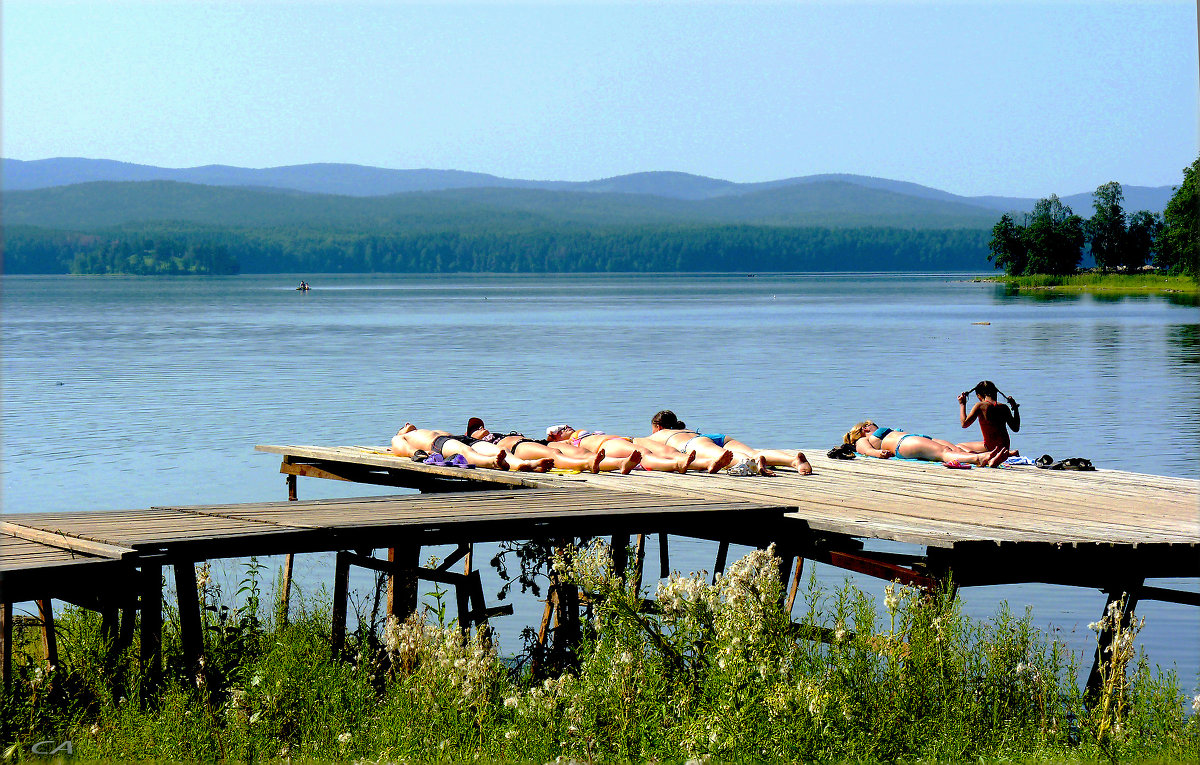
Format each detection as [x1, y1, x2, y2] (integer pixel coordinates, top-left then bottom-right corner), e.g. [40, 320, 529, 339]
[1007, 399, 1021, 432]
[959, 393, 981, 429]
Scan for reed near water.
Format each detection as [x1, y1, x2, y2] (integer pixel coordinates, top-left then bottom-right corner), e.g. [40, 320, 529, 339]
[2, 547, 1197, 763]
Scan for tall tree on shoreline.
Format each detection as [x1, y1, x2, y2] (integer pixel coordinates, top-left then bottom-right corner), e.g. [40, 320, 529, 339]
[1123, 210, 1162, 274]
[1023, 195, 1085, 275]
[1157, 156, 1199, 280]
[1087, 182, 1126, 272]
[987, 213, 1027, 276]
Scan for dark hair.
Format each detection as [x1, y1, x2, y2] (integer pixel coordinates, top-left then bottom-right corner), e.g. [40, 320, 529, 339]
[973, 380, 999, 398]
[651, 409, 685, 429]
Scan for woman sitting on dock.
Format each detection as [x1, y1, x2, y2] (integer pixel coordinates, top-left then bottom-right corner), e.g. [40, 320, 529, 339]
[544, 425, 699, 473]
[844, 420, 1009, 467]
[463, 417, 642, 474]
[390, 423, 553, 472]
[644, 410, 813, 475]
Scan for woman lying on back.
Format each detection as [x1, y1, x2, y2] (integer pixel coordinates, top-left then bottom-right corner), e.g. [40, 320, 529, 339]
[844, 420, 1009, 467]
[644, 410, 812, 476]
[544, 425, 699, 473]
[463, 417, 642, 474]
[389, 423, 553, 472]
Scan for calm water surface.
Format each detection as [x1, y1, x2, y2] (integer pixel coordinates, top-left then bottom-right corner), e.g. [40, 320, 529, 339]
[3, 274, 1197, 690]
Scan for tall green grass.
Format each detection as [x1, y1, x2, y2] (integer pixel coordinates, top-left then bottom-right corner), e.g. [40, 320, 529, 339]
[981, 273, 1199, 293]
[2, 545, 1197, 762]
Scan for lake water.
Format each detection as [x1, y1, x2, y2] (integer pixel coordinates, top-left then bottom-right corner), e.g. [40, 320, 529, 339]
[2, 273, 1197, 692]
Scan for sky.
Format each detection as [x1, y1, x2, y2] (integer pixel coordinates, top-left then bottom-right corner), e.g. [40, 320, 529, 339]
[2, 1, 1197, 197]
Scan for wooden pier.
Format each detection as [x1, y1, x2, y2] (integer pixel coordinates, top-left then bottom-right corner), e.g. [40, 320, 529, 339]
[2, 443, 1197, 692]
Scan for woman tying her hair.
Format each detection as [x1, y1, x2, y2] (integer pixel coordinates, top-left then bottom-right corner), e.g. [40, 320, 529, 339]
[463, 417, 642, 474]
[644, 410, 812, 475]
[844, 420, 1009, 467]
[545, 425, 698, 473]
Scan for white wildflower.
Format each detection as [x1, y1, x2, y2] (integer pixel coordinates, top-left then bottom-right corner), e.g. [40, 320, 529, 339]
[505, 729, 517, 740]
[504, 696, 519, 708]
[1192, 694, 1200, 714]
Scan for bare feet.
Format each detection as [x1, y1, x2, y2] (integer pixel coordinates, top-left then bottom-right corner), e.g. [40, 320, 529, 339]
[620, 450, 642, 474]
[706, 449, 735, 474]
[794, 453, 813, 476]
[590, 449, 606, 474]
[493, 451, 508, 471]
[756, 455, 776, 476]
[678, 450, 697, 473]
[534, 457, 554, 472]
[986, 447, 1011, 468]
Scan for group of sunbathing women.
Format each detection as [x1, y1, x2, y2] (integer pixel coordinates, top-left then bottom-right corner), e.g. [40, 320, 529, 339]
[390, 384, 1020, 476]
[390, 411, 813, 476]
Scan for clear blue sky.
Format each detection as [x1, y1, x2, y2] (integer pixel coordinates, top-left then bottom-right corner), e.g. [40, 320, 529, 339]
[3, 1, 1196, 197]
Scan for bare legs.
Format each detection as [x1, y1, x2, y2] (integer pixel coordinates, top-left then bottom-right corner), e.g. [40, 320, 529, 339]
[722, 438, 813, 476]
[893, 435, 1007, 466]
[635, 437, 732, 473]
[389, 424, 557, 471]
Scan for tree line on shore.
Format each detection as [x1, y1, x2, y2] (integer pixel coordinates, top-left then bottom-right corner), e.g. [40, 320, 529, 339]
[2, 224, 993, 275]
[988, 157, 1198, 279]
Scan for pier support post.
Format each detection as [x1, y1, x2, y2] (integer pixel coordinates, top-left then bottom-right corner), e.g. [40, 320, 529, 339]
[387, 542, 421, 621]
[611, 533, 630, 582]
[139, 562, 163, 694]
[331, 551, 350, 659]
[632, 534, 646, 592]
[1086, 581, 1144, 699]
[659, 533, 670, 578]
[174, 561, 203, 674]
[785, 556, 805, 615]
[712, 540, 730, 584]
[1, 602, 11, 692]
[278, 472, 299, 626]
[37, 599, 58, 670]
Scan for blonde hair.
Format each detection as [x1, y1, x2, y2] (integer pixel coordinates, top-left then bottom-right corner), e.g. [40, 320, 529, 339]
[844, 421, 874, 445]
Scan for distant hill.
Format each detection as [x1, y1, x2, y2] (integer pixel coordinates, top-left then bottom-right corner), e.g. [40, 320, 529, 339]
[1, 157, 1175, 214]
[1, 179, 1003, 231]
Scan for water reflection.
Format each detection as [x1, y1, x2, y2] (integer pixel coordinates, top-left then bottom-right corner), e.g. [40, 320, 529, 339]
[1168, 324, 1200, 364]
[995, 286, 1083, 303]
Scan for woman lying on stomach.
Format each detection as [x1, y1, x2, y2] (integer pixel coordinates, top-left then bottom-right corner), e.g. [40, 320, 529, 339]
[844, 420, 1009, 467]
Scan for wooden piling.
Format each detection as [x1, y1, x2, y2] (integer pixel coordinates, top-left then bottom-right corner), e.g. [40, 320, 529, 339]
[331, 551, 350, 659]
[139, 562, 163, 691]
[174, 561, 203, 672]
[1, 602, 11, 692]
[37, 599, 58, 669]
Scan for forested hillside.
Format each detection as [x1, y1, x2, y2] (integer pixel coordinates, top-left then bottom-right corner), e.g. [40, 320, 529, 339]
[0, 175, 1006, 274]
[4, 224, 991, 275]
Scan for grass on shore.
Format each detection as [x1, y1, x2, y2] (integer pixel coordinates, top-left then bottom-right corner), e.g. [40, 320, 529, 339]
[979, 272, 1199, 294]
[2, 546, 1197, 762]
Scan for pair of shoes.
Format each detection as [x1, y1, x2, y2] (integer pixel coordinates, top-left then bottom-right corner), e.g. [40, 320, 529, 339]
[446, 453, 473, 469]
[826, 443, 856, 460]
[1054, 457, 1095, 471]
[411, 449, 430, 463]
[1034, 454, 1055, 468]
[423, 452, 447, 466]
[943, 460, 972, 469]
[726, 458, 759, 476]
